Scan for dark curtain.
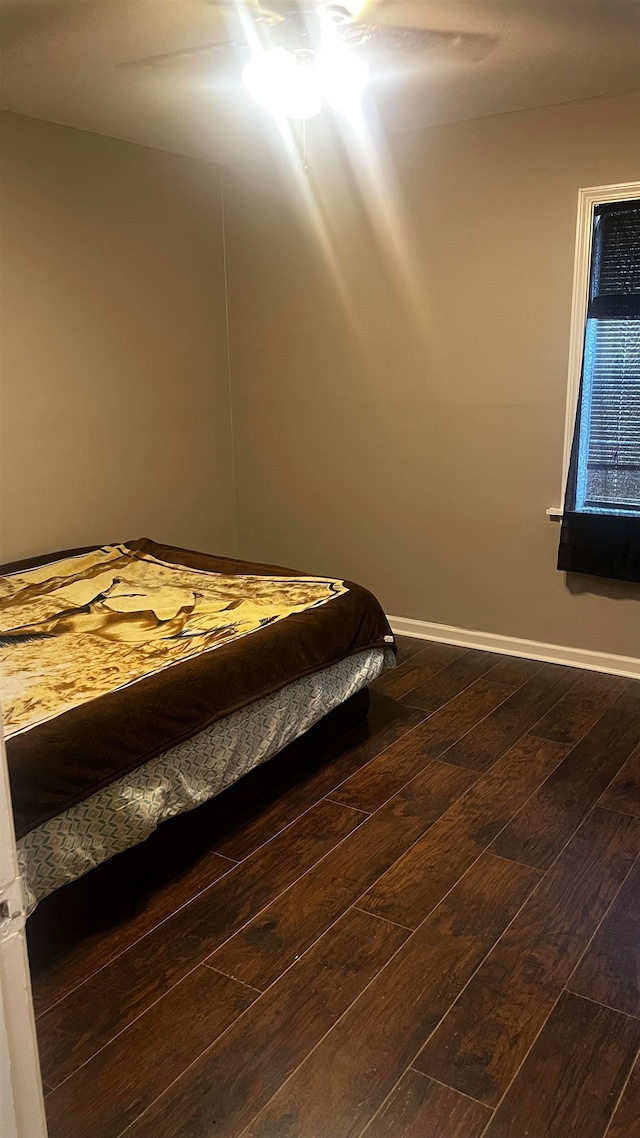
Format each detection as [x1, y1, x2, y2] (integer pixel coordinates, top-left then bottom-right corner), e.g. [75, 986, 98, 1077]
[558, 200, 640, 583]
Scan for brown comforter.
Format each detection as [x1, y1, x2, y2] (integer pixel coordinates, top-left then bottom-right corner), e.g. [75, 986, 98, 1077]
[1, 539, 393, 838]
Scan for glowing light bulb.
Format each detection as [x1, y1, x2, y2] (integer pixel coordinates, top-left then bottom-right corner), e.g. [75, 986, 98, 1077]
[315, 45, 369, 111]
[242, 48, 323, 119]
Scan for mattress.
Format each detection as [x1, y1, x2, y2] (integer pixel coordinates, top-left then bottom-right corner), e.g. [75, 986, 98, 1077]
[1, 539, 393, 839]
[17, 646, 393, 911]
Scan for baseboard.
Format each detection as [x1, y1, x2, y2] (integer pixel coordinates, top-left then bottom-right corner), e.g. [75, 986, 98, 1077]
[387, 615, 640, 681]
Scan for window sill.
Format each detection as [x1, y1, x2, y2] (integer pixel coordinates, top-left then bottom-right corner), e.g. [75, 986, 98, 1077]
[546, 507, 563, 520]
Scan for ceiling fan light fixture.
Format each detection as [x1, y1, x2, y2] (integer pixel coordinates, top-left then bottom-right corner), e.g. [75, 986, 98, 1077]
[242, 47, 323, 119]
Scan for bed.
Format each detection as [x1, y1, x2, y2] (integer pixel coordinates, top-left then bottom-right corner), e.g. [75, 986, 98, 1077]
[0, 539, 395, 910]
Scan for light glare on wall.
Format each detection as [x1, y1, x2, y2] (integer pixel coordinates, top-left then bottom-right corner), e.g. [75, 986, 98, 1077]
[242, 45, 369, 120]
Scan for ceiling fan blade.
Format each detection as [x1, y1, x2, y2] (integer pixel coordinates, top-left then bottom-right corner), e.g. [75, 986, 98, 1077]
[118, 40, 244, 70]
[203, 0, 285, 24]
[341, 24, 498, 61]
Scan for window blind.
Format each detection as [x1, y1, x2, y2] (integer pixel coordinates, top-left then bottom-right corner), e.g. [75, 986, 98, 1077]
[577, 318, 640, 512]
[558, 198, 640, 582]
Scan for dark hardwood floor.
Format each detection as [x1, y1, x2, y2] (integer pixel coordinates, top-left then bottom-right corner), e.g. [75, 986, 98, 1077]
[27, 637, 640, 1138]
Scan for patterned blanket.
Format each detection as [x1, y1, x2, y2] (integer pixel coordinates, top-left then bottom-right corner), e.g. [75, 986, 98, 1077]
[1, 539, 392, 837]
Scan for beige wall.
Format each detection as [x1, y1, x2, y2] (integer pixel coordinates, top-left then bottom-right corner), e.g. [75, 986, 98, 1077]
[2, 98, 639, 657]
[226, 93, 640, 658]
[0, 112, 236, 564]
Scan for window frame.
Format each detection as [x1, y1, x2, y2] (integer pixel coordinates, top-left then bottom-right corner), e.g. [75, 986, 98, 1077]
[549, 180, 640, 518]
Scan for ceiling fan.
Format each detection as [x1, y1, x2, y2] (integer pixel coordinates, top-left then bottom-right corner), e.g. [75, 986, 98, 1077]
[122, 0, 499, 118]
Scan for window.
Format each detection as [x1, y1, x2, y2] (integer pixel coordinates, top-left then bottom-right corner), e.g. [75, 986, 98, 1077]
[575, 202, 640, 514]
[557, 184, 640, 582]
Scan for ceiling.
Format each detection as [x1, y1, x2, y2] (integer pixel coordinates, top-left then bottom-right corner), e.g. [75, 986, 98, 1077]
[1, 0, 639, 165]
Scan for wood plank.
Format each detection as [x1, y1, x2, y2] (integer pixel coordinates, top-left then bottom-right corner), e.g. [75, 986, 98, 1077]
[240, 855, 540, 1138]
[414, 807, 640, 1107]
[28, 841, 234, 1017]
[359, 734, 568, 928]
[599, 743, 640, 819]
[213, 693, 426, 860]
[441, 663, 578, 771]
[606, 1056, 640, 1138]
[571, 670, 633, 699]
[328, 679, 514, 813]
[530, 670, 628, 747]
[483, 655, 545, 687]
[208, 760, 477, 989]
[393, 635, 428, 665]
[36, 797, 364, 1088]
[372, 643, 466, 700]
[123, 907, 409, 1138]
[484, 992, 640, 1138]
[43, 966, 257, 1138]
[491, 708, 640, 869]
[403, 649, 503, 713]
[365, 1070, 491, 1138]
[612, 680, 640, 715]
[529, 691, 606, 747]
[568, 858, 640, 1017]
